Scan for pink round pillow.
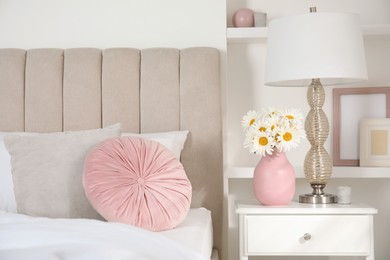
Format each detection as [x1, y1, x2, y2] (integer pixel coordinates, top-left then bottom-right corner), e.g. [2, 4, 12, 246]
[83, 137, 192, 231]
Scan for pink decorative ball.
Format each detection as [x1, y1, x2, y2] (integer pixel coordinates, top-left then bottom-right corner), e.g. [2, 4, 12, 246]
[232, 8, 254, 27]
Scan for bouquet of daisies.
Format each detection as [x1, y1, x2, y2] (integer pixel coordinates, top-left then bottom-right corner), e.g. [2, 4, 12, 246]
[241, 108, 305, 156]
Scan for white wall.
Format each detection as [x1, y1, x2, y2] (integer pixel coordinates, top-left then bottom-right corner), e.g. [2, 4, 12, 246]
[0, 0, 226, 50]
[226, 1, 390, 260]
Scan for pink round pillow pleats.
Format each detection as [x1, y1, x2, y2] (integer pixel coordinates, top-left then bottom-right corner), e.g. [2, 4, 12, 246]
[83, 137, 192, 231]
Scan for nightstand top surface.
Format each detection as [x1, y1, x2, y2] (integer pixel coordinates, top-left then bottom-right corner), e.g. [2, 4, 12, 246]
[236, 200, 378, 215]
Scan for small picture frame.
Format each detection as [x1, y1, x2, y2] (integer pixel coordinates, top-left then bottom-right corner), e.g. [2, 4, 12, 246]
[360, 118, 390, 167]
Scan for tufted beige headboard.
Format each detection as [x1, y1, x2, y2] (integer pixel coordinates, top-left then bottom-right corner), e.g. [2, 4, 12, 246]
[0, 47, 223, 257]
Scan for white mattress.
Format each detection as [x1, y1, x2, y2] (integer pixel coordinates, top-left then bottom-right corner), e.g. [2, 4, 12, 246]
[159, 208, 213, 260]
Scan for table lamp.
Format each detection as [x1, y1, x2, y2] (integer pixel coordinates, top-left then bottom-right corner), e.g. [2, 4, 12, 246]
[265, 8, 368, 203]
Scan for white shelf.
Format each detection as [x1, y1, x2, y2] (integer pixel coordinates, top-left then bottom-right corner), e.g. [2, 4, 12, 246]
[227, 27, 267, 43]
[227, 24, 390, 43]
[226, 166, 390, 179]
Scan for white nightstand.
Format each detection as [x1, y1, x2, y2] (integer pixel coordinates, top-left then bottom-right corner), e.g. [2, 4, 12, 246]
[236, 201, 378, 260]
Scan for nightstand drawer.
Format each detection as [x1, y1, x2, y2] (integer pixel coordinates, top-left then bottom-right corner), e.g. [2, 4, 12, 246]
[245, 215, 370, 255]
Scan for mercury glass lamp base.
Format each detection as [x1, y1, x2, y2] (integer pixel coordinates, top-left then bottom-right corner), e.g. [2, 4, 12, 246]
[299, 193, 338, 204]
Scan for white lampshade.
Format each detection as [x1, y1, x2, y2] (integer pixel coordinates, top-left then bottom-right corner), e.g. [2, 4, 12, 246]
[265, 12, 368, 86]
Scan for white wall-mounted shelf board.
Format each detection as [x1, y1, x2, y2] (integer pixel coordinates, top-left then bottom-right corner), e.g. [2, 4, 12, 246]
[226, 166, 390, 179]
[227, 24, 390, 43]
[227, 27, 267, 43]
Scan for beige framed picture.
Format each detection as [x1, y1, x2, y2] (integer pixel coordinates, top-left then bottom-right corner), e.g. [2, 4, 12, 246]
[360, 118, 390, 167]
[333, 87, 390, 166]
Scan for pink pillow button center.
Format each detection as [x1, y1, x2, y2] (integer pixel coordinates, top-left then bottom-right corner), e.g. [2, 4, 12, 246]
[137, 177, 145, 186]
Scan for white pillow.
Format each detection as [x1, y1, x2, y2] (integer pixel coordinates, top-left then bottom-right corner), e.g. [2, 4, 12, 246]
[122, 130, 189, 160]
[0, 132, 37, 213]
[0, 134, 17, 213]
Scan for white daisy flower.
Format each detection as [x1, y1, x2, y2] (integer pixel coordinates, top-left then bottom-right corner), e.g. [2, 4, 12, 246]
[261, 107, 277, 118]
[251, 119, 269, 133]
[252, 131, 275, 156]
[241, 110, 259, 131]
[280, 108, 304, 126]
[243, 127, 258, 150]
[266, 112, 282, 132]
[276, 128, 304, 152]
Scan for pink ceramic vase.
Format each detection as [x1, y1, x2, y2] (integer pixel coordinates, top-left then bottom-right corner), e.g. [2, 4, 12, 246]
[253, 152, 295, 205]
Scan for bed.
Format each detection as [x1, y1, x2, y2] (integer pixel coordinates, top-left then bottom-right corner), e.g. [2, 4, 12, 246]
[0, 47, 223, 260]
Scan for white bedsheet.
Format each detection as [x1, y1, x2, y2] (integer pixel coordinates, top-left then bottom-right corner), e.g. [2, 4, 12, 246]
[0, 210, 207, 260]
[159, 208, 213, 259]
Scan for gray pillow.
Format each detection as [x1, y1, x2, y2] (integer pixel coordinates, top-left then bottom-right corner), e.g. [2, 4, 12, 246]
[4, 124, 121, 219]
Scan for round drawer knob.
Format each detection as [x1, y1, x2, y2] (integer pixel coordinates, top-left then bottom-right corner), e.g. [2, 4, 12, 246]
[303, 233, 312, 241]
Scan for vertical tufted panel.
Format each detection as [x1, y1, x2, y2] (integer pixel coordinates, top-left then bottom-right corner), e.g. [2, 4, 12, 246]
[102, 48, 140, 132]
[180, 47, 222, 252]
[25, 49, 64, 133]
[140, 48, 180, 133]
[0, 49, 26, 131]
[63, 48, 102, 131]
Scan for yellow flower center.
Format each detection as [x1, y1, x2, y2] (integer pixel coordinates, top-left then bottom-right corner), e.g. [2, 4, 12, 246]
[286, 115, 294, 119]
[259, 137, 268, 146]
[259, 127, 266, 132]
[283, 132, 292, 142]
[249, 118, 255, 126]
